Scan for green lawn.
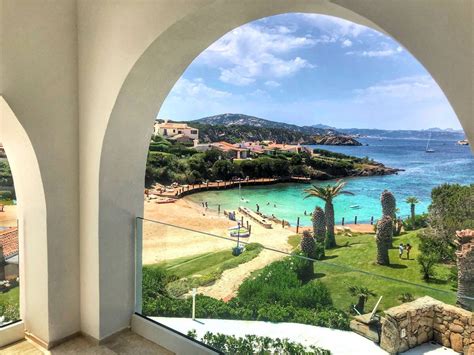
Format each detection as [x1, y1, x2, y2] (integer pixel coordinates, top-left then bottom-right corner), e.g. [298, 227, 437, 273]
[288, 231, 457, 312]
[158, 250, 243, 279]
[0, 286, 19, 306]
[0, 286, 20, 322]
[151, 243, 263, 296]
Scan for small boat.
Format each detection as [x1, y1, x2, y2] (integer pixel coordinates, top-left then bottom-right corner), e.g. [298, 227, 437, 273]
[350, 205, 361, 209]
[425, 132, 435, 153]
[457, 139, 469, 146]
[229, 227, 250, 238]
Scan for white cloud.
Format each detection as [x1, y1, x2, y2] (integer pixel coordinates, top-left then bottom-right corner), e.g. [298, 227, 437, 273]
[299, 14, 371, 39]
[264, 80, 281, 88]
[341, 39, 353, 48]
[171, 78, 232, 99]
[353, 75, 444, 103]
[196, 24, 316, 86]
[347, 45, 402, 57]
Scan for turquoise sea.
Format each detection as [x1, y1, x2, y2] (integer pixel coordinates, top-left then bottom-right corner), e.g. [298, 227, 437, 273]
[187, 138, 473, 226]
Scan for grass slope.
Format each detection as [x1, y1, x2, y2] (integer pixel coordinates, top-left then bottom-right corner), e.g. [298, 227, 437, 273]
[289, 231, 456, 312]
[150, 243, 263, 297]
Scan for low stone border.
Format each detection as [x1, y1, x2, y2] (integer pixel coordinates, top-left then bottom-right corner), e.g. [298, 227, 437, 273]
[380, 296, 472, 354]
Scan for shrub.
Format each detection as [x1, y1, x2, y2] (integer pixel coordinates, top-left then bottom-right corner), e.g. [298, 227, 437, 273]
[402, 213, 429, 231]
[199, 331, 331, 355]
[0, 191, 13, 200]
[0, 301, 20, 323]
[142, 266, 177, 301]
[419, 229, 455, 263]
[428, 184, 474, 256]
[418, 253, 438, 281]
[238, 258, 332, 309]
[398, 293, 414, 303]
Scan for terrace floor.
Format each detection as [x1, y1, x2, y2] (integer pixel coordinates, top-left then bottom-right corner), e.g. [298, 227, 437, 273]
[153, 317, 459, 355]
[0, 330, 173, 354]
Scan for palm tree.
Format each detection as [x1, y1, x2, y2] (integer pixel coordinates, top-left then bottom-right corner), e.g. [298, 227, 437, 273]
[348, 285, 376, 314]
[376, 215, 392, 265]
[304, 180, 354, 248]
[405, 196, 419, 221]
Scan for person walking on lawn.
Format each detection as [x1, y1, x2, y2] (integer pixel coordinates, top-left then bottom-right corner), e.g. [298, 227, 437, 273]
[399, 243, 404, 259]
[405, 243, 412, 260]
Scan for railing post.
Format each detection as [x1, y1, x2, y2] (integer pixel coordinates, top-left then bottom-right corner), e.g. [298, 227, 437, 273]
[134, 217, 143, 314]
[192, 288, 197, 320]
[296, 217, 300, 234]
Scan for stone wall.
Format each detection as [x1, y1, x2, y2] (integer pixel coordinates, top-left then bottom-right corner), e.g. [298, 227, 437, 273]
[380, 296, 472, 354]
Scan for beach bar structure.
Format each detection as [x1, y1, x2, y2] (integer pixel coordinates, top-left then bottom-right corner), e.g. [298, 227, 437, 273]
[0, 0, 472, 353]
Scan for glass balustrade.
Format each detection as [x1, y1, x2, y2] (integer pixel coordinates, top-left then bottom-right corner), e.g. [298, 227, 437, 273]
[134, 215, 472, 354]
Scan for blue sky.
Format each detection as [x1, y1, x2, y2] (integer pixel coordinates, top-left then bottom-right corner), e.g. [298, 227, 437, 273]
[158, 13, 460, 130]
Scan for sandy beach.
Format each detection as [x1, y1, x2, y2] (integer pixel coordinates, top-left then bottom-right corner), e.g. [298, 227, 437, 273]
[143, 197, 295, 265]
[0, 204, 17, 227]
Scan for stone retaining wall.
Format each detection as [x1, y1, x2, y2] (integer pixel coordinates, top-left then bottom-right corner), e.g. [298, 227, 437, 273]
[380, 296, 472, 354]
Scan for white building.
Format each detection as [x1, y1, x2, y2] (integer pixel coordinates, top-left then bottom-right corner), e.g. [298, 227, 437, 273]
[154, 120, 199, 140]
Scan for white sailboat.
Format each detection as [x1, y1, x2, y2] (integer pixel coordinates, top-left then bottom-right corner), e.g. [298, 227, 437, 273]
[425, 132, 435, 153]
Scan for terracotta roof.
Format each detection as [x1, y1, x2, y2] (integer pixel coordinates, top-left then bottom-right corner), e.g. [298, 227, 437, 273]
[156, 122, 195, 129]
[0, 227, 18, 259]
[266, 143, 299, 150]
[214, 141, 247, 152]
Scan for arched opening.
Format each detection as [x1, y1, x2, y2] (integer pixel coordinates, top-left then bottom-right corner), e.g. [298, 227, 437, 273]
[94, 1, 472, 348]
[0, 97, 48, 343]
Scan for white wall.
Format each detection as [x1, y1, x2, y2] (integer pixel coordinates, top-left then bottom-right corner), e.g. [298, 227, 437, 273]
[0, 0, 80, 344]
[0, 0, 472, 346]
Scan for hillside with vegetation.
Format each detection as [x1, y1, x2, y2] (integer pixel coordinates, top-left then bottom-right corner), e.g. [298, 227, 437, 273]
[145, 136, 399, 186]
[179, 113, 360, 145]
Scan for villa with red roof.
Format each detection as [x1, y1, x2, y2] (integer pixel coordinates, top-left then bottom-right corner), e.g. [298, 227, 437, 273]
[0, 227, 19, 280]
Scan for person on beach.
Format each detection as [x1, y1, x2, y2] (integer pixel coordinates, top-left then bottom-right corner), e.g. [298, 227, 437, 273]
[304, 210, 307, 216]
[256, 204, 260, 212]
[205, 202, 208, 209]
[398, 243, 404, 259]
[405, 243, 412, 260]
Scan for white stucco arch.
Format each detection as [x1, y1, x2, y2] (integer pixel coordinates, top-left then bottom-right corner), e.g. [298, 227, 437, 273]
[0, 97, 49, 341]
[93, 0, 472, 340]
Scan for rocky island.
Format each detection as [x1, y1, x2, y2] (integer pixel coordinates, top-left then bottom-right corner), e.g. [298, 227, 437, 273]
[312, 135, 362, 146]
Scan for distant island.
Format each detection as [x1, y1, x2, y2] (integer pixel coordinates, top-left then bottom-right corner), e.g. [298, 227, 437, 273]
[183, 113, 360, 146]
[312, 135, 362, 146]
[182, 113, 465, 144]
[320, 126, 466, 141]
